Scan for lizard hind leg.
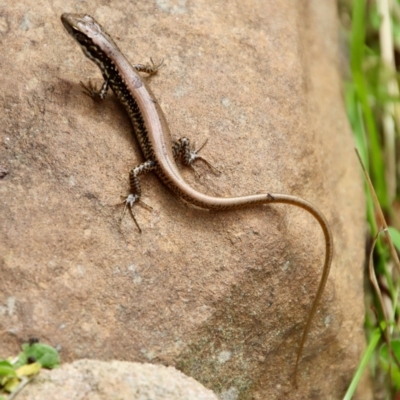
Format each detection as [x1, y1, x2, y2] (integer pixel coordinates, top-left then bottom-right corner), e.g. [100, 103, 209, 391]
[173, 137, 221, 175]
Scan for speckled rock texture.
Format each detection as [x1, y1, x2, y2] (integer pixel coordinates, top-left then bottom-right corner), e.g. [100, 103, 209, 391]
[16, 360, 220, 400]
[0, 0, 369, 399]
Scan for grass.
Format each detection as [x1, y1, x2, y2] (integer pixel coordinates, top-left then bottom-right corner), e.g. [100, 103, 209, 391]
[342, 0, 400, 398]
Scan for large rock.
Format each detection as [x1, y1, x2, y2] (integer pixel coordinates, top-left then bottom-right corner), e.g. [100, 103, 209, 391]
[0, 0, 369, 399]
[16, 360, 219, 400]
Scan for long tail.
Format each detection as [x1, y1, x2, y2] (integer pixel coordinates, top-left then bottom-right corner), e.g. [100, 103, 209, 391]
[269, 194, 333, 386]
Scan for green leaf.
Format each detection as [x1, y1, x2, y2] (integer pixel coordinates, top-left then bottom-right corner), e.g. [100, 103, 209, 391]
[343, 325, 382, 400]
[350, 0, 388, 209]
[387, 227, 400, 252]
[21, 343, 60, 369]
[13, 353, 27, 369]
[3, 377, 20, 393]
[350, 0, 366, 73]
[379, 340, 400, 389]
[380, 340, 400, 364]
[0, 361, 16, 377]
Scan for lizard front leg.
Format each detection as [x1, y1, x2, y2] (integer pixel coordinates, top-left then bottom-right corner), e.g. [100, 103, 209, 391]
[122, 160, 156, 232]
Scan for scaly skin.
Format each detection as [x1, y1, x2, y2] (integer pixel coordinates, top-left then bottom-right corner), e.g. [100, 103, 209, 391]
[61, 13, 334, 385]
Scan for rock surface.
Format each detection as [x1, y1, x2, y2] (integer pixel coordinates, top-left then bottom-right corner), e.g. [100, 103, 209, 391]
[16, 360, 219, 400]
[0, 0, 369, 399]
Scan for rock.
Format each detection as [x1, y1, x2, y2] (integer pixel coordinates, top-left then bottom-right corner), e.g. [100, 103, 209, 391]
[0, 0, 369, 399]
[16, 359, 219, 400]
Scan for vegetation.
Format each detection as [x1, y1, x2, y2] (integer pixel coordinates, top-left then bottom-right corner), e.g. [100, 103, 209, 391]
[343, 0, 400, 398]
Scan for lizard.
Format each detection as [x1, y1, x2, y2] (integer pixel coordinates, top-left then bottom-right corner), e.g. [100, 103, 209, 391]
[61, 13, 334, 385]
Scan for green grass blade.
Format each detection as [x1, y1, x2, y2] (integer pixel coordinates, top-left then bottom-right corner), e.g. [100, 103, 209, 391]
[343, 326, 382, 400]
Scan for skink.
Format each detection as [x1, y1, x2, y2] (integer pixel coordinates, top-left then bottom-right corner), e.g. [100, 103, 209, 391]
[61, 13, 333, 384]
